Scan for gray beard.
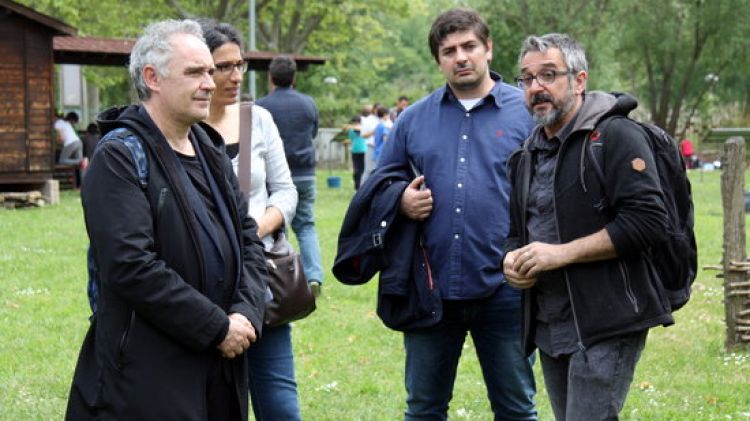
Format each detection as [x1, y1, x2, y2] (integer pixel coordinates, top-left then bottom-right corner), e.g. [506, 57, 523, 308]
[532, 87, 576, 128]
[532, 107, 563, 127]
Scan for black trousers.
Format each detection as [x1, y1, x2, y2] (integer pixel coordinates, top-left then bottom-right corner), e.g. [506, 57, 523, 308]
[352, 152, 365, 190]
[206, 353, 241, 421]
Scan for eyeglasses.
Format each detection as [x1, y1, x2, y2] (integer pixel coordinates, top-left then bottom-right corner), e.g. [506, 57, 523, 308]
[215, 61, 248, 75]
[515, 69, 572, 89]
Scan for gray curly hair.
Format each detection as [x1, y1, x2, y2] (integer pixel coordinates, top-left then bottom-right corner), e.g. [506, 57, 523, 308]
[518, 33, 588, 75]
[128, 19, 205, 101]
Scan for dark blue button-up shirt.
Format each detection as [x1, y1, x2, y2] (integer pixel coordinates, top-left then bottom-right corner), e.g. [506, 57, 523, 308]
[377, 73, 535, 300]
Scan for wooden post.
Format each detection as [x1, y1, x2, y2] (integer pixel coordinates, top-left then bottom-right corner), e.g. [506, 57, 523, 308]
[721, 136, 747, 350]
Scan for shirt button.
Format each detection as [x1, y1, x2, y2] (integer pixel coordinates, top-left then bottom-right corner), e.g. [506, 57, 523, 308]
[460, 157, 465, 163]
[380, 220, 387, 228]
[457, 183, 463, 188]
[462, 135, 468, 140]
[455, 208, 461, 213]
[465, 113, 470, 117]
[454, 234, 460, 240]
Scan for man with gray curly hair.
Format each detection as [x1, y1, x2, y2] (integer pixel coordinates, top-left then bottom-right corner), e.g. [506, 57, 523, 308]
[66, 19, 268, 421]
[505, 33, 672, 420]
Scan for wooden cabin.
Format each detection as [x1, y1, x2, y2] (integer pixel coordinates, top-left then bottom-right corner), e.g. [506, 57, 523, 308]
[0, 0, 75, 186]
[0, 0, 326, 201]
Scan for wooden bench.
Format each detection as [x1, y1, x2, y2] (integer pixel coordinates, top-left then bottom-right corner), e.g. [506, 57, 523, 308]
[53, 164, 80, 190]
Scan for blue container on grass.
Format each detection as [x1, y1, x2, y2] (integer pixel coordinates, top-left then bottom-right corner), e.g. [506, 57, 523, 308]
[327, 175, 341, 188]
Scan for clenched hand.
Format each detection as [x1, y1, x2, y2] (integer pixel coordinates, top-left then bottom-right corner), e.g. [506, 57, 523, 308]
[399, 176, 433, 221]
[217, 313, 257, 358]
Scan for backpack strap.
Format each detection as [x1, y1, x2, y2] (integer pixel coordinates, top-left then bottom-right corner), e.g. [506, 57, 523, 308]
[585, 117, 614, 189]
[237, 102, 253, 198]
[87, 125, 149, 317]
[98, 127, 149, 190]
[585, 116, 623, 212]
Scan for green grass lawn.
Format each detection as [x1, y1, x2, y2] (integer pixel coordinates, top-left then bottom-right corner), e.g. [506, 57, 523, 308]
[1, 169, 749, 420]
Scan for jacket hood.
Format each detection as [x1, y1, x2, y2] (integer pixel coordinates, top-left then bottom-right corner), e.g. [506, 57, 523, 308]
[96, 105, 141, 136]
[570, 91, 638, 133]
[525, 91, 638, 145]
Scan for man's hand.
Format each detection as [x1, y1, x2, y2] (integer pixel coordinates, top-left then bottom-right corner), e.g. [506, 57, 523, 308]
[503, 249, 538, 289]
[511, 242, 572, 279]
[399, 176, 433, 221]
[217, 313, 257, 359]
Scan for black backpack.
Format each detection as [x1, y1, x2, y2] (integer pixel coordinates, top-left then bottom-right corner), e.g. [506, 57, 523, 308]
[588, 116, 697, 311]
[86, 126, 149, 316]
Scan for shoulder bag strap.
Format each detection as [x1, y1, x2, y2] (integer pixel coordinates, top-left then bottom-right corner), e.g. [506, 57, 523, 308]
[238, 102, 254, 198]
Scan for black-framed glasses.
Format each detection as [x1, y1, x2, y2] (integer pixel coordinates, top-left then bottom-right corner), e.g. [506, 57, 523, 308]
[215, 61, 248, 75]
[515, 69, 572, 89]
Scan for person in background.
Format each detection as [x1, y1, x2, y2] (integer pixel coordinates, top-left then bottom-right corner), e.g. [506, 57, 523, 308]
[257, 56, 324, 297]
[389, 95, 410, 122]
[680, 138, 697, 169]
[374, 8, 537, 420]
[345, 115, 366, 190]
[359, 104, 380, 184]
[372, 105, 392, 163]
[65, 19, 267, 421]
[55, 111, 83, 165]
[81, 123, 100, 161]
[200, 20, 302, 421]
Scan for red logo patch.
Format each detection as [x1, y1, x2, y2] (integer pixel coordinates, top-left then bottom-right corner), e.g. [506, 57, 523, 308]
[590, 131, 602, 142]
[496, 129, 504, 138]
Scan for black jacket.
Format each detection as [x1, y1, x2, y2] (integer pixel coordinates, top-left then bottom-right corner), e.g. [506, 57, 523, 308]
[333, 163, 441, 331]
[66, 105, 268, 420]
[506, 92, 674, 356]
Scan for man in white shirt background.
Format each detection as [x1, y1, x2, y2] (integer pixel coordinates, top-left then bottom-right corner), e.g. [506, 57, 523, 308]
[359, 104, 380, 184]
[55, 111, 83, 166]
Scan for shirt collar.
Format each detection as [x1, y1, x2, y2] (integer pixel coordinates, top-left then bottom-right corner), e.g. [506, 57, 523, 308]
[438, 71, 505, 109]
[554, 109, 580, 142]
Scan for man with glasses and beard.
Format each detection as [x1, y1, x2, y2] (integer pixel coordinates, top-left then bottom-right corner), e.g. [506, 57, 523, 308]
[504, 33, 673, 420]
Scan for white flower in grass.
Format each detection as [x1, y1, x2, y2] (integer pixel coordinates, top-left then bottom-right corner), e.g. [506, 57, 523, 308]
[317, 381, 338, 392]
[455, 408, 472, 418]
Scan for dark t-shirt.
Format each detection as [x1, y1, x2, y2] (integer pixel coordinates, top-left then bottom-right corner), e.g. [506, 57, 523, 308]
[176, 151, 237, 307]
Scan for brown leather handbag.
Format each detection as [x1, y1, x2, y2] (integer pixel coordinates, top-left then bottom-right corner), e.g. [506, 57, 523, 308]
[263, 233, 316, 327]
[237, 103, 316, 326]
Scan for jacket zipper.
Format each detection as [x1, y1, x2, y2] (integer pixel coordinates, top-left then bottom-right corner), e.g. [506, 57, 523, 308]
[118, 311, 136, 370]
[563, 271, 586, 353]
[552, 139, 587, 352]
[619, 261, 639, 313]
[156, 187, 168, 219]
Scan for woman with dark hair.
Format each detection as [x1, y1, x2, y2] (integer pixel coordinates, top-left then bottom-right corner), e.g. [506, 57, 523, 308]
[199, 20, 302, 421]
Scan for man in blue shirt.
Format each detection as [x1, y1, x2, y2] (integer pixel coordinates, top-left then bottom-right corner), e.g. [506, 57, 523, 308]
[376, 8, 537, 420]
[257, 56, 323, 295]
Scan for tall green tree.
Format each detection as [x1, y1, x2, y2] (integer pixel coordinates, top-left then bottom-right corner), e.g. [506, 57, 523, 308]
[295, 0, 448, 125]
[615, 0, 750, 137]
[475, 0, 615, 86]
[18, 0, 174, 108]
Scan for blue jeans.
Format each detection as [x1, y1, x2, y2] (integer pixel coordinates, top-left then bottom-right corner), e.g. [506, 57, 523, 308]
[540, 330, 648, 421]
[247, 323, 300, 421]
[403, 284, 537, 421]
[291, 179, 323, 283]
